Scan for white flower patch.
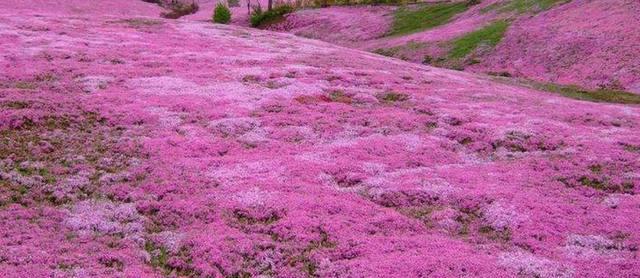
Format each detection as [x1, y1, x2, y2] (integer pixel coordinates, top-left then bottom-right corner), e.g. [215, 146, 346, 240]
[293, 151, 333, 165]
[129, 76, 260, 104]
[146, 106, 182, 130]
[482, 201, 526, 231]
[237, 128, 270, 147]
[420, 178, 457, 200]
[153, 231, 185, 253]
[65, 200, 145, 241]
[499, 251, 573, 278]
[128, 76, 199, 95]
[563, 234, 625, 259]
[362, 176, 388, 189]
[206, 160, 283, 188]
[361, 162, 387, 175]
[602, 195, 621, 209]
[234, 187, 273, 208]
[393, 133, 424, 152]
[0, 22, 19, 36]
[204, 82, 262, 101]
[267, 80, 327, 99]
[230, 67, 266, 79]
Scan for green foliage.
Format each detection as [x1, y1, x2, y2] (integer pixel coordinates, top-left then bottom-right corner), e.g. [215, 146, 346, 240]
[373, 21, 508, 70]
[213, 3, 232, 24]
[448, 20, 509, 59]
[250, 5, 294, 28]
[481, 0, 570, 14]
[388, 2, 473, 36]
[491, 76, 640, 104]
[536, 83, 640, 105]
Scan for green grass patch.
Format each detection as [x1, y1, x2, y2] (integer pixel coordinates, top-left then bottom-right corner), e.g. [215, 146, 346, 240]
[213, 3, 232, 24]
[481, 0, 570, 14]
[372, 41, 427, 61]
[388, 2, 471, 36]
[490, 75, 640, 104]
[448, 20, 509, 59]
[536, 83, 640, 104]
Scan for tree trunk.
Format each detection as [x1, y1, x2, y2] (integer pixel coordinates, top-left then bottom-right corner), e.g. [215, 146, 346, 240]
[268, 0, 273, 11]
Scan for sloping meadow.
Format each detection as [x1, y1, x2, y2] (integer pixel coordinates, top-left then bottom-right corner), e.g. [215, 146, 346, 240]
[0, 2, 639, 277]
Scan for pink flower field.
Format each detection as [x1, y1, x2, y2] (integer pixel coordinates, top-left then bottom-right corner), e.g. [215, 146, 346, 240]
[268, 0, 640, 93]
[472, 0, 640, 92]
[0, 0, 639, 277]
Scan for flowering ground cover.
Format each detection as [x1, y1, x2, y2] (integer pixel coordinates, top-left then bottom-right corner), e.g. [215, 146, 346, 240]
[1, 0, 639, 277]
[267, 0, 640, 93]
[472, 0, 640, 93]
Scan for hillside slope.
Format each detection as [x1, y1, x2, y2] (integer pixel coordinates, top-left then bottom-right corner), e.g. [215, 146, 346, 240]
[1, 1, 639, 277]
[267, 0, 640, 93]
[471, 0, 640, 92]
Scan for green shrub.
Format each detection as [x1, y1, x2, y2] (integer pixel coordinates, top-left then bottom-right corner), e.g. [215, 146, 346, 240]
[213, 3, 232, 24]
[250, 5, 294, 27]
[250, 6, 263, 27]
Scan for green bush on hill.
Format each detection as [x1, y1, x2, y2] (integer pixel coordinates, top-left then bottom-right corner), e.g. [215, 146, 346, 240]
[213, 3, 232, 24]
